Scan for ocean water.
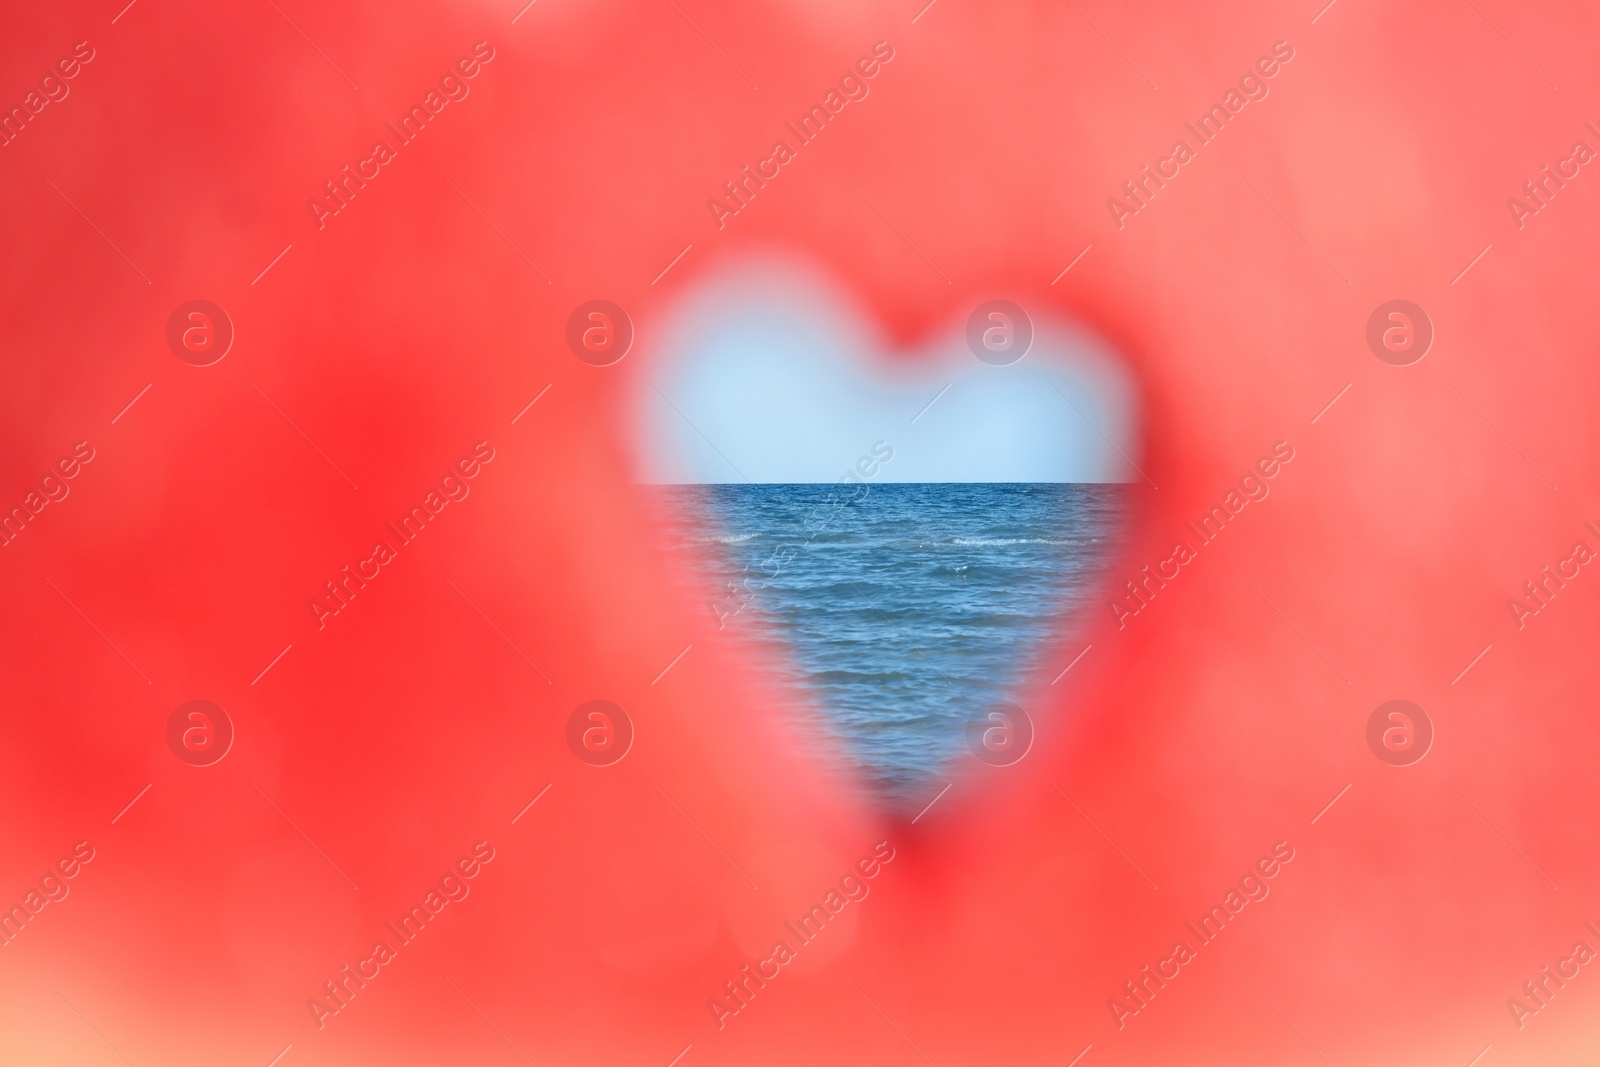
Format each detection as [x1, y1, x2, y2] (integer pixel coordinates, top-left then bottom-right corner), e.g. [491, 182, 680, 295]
[657, 482, 1128, 806]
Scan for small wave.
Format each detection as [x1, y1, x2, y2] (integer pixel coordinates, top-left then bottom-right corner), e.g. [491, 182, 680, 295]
[950, 537, 1082, 546]
[811, 668, 922, 684]
[800, 531, 861, 544]
[700, 532, 757, 544]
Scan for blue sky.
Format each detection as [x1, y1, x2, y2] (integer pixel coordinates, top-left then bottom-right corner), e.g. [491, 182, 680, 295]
[635, 265, 1140, 484]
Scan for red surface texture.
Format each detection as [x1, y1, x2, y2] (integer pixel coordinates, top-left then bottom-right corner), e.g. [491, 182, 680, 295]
[1, 0, 1598, 1063]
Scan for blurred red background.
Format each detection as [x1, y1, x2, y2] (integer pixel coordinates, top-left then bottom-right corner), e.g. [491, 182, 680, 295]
[1, 0, 1597, 1063]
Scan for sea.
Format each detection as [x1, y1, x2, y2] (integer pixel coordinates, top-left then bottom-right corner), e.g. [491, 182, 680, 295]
[657, 482, 1128, 808]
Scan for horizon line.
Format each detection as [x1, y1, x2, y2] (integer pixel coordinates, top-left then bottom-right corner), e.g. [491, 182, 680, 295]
[641, 479, 1138, 486]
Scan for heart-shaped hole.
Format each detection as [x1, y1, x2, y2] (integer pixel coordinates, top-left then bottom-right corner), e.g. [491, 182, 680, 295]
[636, 262, 1140, 809]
